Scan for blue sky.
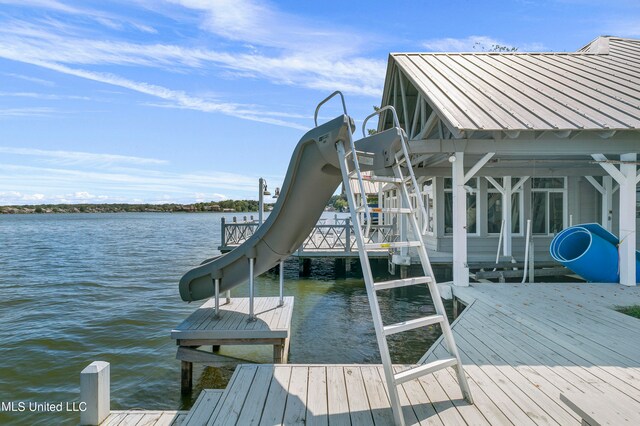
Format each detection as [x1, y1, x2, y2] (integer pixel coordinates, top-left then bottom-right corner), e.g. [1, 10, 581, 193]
[1, 0, 639, 205]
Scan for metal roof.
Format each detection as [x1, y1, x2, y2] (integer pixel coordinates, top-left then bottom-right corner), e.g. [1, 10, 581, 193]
[389, 36, 640, 132]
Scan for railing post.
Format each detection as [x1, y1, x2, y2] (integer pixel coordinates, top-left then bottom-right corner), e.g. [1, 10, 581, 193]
[220, 217, 226, 248]
[345, 218, 351, 252]
[80, 361, 110, 426]
[279, 261, 284, 306]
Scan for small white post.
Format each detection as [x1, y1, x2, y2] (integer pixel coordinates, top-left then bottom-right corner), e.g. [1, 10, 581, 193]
[279, 261, 284, 306]
[603, 176, 614, 231]
[248, 257, 256, 321]
[80, 361, 110, 426]
[619, 153, 637, 286]
[214, 278, 220, 318]
[225, 290, 231, 304]
[452, 152, 469, 286]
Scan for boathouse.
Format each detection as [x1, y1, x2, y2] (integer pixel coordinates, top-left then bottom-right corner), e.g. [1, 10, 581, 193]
[377, 36, 640, 286]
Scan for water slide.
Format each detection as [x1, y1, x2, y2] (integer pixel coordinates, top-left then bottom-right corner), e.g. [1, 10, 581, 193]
[179, 114, 355, 302]
[550, 223, 640, 283]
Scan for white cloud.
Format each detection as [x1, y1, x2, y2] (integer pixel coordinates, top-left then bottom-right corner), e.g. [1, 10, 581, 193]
[422, 35, 545, 52]
[2, 72, 56, 87]
[0, 107, 58, 117]
[0, 91, 91, 100]
[0, 146, 168, 166]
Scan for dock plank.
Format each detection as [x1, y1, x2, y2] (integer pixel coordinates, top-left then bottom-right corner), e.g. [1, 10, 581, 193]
[344, 365, 374, 426]
[259, 365, 292, 426]
[306, 366, 328, 426]
[326, 366, 350, 426]
[282, 366, 309, 425]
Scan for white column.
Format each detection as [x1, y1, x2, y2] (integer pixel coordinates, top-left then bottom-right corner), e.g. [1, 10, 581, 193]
[503, 176, 513, 257]
[452, 152, 469, 286]
[619, 153, 637, 286]
[603, 176, 614, 231]
[80, 361, 110, 426]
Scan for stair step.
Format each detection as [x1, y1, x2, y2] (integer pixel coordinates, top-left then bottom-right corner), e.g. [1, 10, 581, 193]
[374, 276, 432, 291]
[356, 206, 412, 214]
[383, 315, 444, 336]
[364, 241, 421, 250]
[394, 358, 458, 385]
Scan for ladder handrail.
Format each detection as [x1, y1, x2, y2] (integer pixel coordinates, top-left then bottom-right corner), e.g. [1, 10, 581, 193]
[362, 105, 429, 234]
[361, 105, 401, 138]
[314, 91, 348, 126]
[346, 124, 372, 239]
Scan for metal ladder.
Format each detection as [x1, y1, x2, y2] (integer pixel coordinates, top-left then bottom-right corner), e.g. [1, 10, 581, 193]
[336, 105, 474, 426]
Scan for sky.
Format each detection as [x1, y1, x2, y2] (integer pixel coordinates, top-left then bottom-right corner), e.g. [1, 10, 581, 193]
[1, 0, 639, 205]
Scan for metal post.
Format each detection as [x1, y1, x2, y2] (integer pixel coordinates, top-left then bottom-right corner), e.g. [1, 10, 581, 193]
[248, 257, 256, 321]
[279, 261, 284, 306]
[225, 290, 231, 304]
[259, 178, 264, 226]
[214, 278, 220, 318]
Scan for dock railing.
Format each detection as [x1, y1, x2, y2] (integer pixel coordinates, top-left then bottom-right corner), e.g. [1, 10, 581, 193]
[220, 215, 396, 255]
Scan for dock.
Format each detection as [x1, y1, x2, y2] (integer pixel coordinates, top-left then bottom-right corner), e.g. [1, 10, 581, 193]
[171, 296, 293, 394]
[178, 282, 640, 425]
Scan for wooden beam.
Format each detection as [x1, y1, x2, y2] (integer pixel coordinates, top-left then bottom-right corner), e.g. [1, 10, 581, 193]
[398, 71, 410, 131]
[464, 152, 495, 183]
[413, 166, 607, 177]
[585, 176, 605, 194]
[410, 93, 422, 139]
[408, 138, 640, 155]
[485, 176, 504, 194]
[592, 154, 626, 184]
[511, 176, 529, 193]
[414, 111, 438, 140]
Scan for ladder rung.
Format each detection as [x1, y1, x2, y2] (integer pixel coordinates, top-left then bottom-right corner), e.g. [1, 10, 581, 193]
[364, 241, 421, 250]
[374, 276, 432, 291]
[361, 175, 405, 184]
[383, 315, 444, 336]
[356, 207, 412, 214]
[394, 358, 458, 385]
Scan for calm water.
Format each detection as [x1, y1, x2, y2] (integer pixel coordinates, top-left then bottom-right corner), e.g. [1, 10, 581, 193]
[0, 212, 450, 425]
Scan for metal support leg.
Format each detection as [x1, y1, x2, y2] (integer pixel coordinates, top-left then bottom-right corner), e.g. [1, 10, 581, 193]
[279, 261, 284, 306]
[225, 290, 230, 304]
[248, 258, 256, 321]
[213, 278, 221, 318]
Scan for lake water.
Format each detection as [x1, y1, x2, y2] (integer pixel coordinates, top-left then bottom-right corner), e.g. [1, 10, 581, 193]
[0, 212, 451, 425]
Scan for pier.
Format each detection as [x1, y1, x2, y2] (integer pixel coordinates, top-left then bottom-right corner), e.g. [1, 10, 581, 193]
[171, 296, 294, 394]
[184, 282, 640, 425]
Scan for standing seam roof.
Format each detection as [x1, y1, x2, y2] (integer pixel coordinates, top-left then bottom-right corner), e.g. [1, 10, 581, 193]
[389, 37, 640, 132]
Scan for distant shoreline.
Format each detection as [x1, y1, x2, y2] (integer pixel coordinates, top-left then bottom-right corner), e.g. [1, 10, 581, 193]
[0, 201, 269, 215]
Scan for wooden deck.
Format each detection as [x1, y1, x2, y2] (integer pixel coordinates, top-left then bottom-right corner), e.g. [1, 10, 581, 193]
[172, 296, 294, 393]
[102, 410, 188, 426]
[181, 282, 640, 425]
[171, 296, 293, 342]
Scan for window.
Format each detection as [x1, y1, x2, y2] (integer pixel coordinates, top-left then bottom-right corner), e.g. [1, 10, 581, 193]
[531, 177, 566, 235]
[444, 178, 478, 234]
[487, 178, 523, 234]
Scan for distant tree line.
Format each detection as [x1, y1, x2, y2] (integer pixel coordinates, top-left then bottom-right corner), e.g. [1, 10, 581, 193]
[0, 200, 266, 214]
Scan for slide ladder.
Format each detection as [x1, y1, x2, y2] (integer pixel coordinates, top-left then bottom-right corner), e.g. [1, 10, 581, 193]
[336, 105, 473, 426]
